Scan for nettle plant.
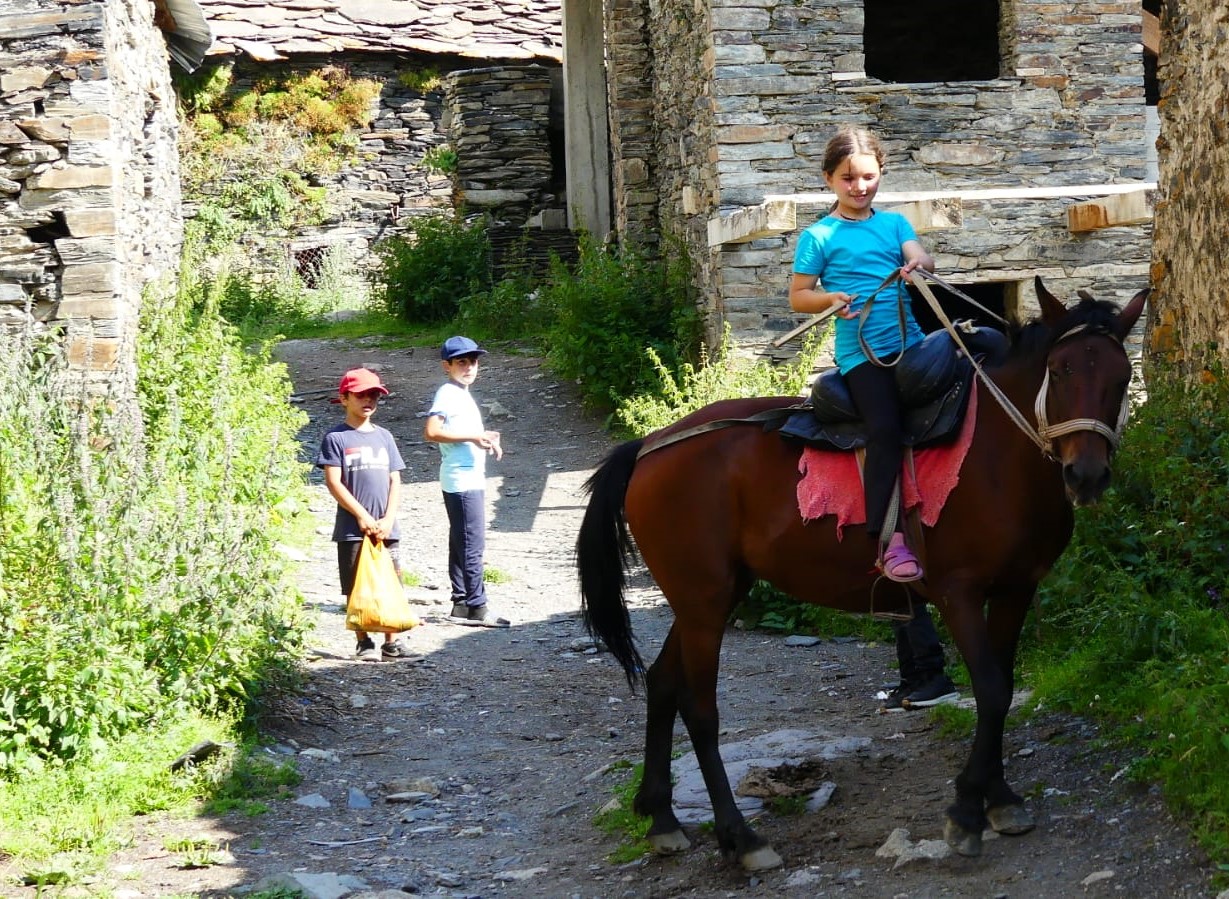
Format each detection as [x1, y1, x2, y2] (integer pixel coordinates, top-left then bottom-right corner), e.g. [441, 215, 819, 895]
[0, 271, 310, 776]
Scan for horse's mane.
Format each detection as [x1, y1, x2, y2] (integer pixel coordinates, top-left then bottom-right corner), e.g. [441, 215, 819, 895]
[1006, 298, 1125, 362]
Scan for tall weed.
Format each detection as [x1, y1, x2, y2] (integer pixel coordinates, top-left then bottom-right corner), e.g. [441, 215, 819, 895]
[0, 266, 310, 776]
[1034, 365, 1229, 866]
[542, 237, 699, 409]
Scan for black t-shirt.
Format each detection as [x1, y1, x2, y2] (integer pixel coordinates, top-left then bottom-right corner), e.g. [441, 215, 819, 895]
[316, 423, 405, 541]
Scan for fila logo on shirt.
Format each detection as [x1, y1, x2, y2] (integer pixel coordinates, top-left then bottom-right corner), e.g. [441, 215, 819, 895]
[343, 446, 390, 470]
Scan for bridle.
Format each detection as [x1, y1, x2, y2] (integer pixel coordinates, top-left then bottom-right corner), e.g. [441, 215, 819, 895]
[1032, 322, 1130, 456]
[908, 271, 1130, 460]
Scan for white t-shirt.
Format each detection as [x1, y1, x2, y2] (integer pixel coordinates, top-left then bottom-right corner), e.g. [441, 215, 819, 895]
[428, 380, 487, 493]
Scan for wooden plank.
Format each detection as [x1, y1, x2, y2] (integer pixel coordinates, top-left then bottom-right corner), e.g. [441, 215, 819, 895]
[1143, 10, 1160, 56]
[1066, 189, 1152, 233]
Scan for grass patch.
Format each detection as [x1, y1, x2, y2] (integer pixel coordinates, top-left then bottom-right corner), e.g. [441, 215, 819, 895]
[483, 566, 512, 586]
[592, 763, 653, 864]
[0, 714, 227, 878]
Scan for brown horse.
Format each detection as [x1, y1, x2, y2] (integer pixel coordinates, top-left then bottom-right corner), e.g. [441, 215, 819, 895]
[577, 277, 1148, 870]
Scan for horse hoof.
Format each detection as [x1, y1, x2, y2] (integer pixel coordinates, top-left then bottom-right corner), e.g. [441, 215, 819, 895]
[648, 829, 691, 855]
[740, 845, 783, 871]
[943, 817, 983, 857]
[988, 803, 1035, 835]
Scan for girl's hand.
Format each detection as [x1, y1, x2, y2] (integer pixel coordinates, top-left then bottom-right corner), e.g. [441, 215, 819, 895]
[832, 293, 858, 320]
[900, 261, 920, 277]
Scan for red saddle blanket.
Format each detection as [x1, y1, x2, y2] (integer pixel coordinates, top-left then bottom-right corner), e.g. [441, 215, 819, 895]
[797, 383, 978, 539]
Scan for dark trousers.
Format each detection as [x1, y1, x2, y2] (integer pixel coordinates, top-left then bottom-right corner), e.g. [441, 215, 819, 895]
[845, 361, 905, 538]
[893, 603, 946, 684]
[443, 489, 487, 607]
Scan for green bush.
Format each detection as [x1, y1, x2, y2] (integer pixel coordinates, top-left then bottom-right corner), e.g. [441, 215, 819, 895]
[371, 212, 492, 324]
[542, 237, 699, 409]
[0, 270, 309, 776]
[616, 324, 827, 436]
[458, 271, 555, 339]
[1032, 365, 1229, 866]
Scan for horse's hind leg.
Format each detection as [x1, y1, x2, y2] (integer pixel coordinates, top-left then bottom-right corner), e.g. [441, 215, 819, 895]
[635, 625, 690, 854]
[674, 617, 782, 871]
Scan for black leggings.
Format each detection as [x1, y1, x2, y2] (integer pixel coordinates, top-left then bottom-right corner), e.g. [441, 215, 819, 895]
[844, 361, 904, 538]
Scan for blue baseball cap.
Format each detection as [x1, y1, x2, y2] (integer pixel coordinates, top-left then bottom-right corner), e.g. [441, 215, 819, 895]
[440, 335, 488, 360]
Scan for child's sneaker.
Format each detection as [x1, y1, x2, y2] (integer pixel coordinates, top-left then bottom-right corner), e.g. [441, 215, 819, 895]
[467, 603, 511, 628]
[354, 637, 380, 662]
[381, 638, 414, 659]
[901, 675, 959, 709]
[448, 601, 510, 628]
[876, 682, 913, 713]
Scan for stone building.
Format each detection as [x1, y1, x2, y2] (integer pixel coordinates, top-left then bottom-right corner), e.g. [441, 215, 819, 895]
[0, 0, 206, 392]
[1148, 1, 1229, 379]
[193, 0, 571, 278]
[597, 0, 1159, 355]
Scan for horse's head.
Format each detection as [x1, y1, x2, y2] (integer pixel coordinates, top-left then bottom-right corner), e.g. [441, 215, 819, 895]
[1034, 277, 1150, 506]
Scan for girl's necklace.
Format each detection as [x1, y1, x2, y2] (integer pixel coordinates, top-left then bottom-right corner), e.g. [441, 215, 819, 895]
[836, 209, 873, 222]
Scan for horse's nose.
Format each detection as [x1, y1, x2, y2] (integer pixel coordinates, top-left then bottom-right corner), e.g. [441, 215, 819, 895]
[1063, 460, 1111, 506]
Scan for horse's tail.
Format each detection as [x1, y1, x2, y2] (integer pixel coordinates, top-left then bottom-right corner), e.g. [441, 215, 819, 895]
[577, 439, 646, 688]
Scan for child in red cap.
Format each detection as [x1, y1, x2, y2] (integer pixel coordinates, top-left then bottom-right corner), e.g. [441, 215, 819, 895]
[316, 368, 413, 660]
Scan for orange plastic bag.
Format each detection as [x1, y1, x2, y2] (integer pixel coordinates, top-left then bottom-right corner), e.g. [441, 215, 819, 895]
[345, 536, 421, 633]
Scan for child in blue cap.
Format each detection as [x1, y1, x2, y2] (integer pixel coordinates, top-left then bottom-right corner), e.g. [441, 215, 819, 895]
[423, 336, 511, 627]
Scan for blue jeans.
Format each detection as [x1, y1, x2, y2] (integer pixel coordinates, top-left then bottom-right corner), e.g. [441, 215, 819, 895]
[443, 489, 487, 607]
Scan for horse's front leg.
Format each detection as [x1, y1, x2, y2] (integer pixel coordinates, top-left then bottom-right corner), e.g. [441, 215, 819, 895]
[635, 625, 690, 854]
[676, 623, 782, 871]
[980, 588, 1037, 837]
[939, 584, 1031, 856]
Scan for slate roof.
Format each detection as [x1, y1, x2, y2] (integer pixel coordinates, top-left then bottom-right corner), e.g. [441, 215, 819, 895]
[197, 0, 562, 64]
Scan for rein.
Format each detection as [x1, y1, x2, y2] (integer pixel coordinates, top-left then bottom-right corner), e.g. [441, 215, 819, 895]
[907, 270, 1129, 458]
[637, 273, 1130, 463]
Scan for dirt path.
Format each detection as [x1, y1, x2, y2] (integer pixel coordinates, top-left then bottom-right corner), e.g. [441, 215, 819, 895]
[68, 338, 1217, 898]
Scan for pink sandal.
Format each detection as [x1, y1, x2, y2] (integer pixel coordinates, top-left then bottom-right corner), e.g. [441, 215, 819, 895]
[881, 536, 923, 583]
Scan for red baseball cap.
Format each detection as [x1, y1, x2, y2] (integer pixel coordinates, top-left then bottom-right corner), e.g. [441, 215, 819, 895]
[333, 368, 389, 401]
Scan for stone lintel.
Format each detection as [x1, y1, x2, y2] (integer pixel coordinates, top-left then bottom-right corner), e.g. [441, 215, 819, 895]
[708, 199, 796, 247]
[64, 208, 116, 236]
[28, 165, 113, 190]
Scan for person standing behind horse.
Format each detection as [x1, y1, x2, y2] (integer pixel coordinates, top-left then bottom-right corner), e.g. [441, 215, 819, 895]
[789, 126, 934, 583]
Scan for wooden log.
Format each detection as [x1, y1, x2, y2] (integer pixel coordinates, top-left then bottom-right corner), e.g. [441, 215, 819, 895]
[1066, 189, 1152, 233]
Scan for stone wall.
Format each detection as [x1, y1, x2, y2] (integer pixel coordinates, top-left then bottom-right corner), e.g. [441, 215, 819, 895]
[445, 65, 560, 223]
[1, 0, 182, 395]
[608, 0, 1153, 354]
[202, 56, 567, 275]
[1147, 2, 1229, 376]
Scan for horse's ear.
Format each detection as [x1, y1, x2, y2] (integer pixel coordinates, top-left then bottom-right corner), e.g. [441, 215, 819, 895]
[1114, 287, 1150, 341]
[1035, 276, 1067, 326]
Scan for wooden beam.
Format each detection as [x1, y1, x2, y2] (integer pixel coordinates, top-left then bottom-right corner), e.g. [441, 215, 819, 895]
[1066, 189, 1152, 233]
[1143, 10, 1160, 56]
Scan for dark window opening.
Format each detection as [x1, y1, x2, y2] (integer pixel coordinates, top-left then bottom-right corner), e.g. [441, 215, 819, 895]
[293, 245, 327, 289]
[909, 281, 1007, 334]
[864, 1, 1001, 83]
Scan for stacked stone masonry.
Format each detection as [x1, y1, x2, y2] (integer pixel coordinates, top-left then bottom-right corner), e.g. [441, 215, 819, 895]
[1, 0, 183, 393]
[610, 0, 1154, 354]
[1148, 2, 1229, 375]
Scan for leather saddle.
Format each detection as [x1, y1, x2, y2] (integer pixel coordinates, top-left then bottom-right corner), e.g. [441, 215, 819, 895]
[778, 324, 1009, 452]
